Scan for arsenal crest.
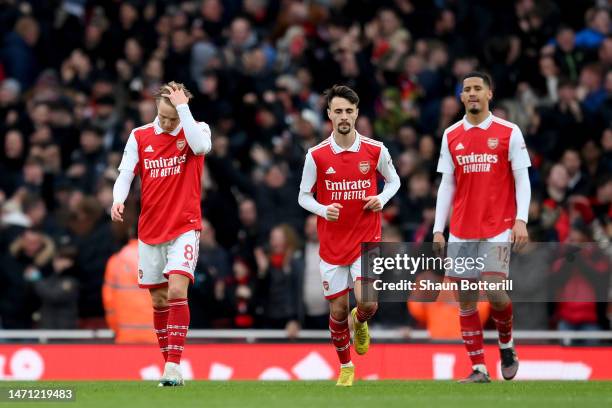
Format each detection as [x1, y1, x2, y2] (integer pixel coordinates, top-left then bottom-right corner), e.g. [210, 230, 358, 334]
[323, 281, 329, 291]
[487, 138, 498, 149]
[138, 269, 144, 280]
[176, 139, 186, 150]
[359, 161, 370, 174]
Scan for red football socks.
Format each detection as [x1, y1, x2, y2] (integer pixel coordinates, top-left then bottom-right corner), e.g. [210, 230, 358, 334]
[166, 298, 190, 364]
[329, 315, 351, 364]
[459, 308, 485, 366]
[356, 304, 378, 323]
[153, 306, 169, 362]
[491, 302, 513, 345]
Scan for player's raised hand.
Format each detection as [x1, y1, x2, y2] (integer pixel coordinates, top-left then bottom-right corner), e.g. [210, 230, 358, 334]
[161, 84, 189, 106]
[326, 203, 343, 221]
[111, 203, 125, 222]
[511, 220, 528, 252]
[362, 196, 382, 211]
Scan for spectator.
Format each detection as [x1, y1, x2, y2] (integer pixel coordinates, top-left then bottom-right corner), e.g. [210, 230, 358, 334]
[575, 7, 610, 50]
[68, 196, 117, 328]
[300, 215, 328, 329]
[551, 221, 610, 344]
[0, 228, 54, 328]
[560, 148, 590, 195]
[578, 63, 606, 114]
[34, 244, 79, 329]
[254, 224, 302, 335]
[68, 124, 108, 194]
[102, 234, 155, 343]
[190, 219, 232, 328]
[255, 162, 303, 235]
[1, 16, 40, 90]
[551, 26, 588, 82]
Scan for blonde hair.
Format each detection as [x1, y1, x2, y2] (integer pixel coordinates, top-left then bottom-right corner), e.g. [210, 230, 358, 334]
[154, 81, 193, 105]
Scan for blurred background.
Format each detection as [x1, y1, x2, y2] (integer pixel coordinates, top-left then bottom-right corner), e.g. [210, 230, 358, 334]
[0, 0, 610, 348]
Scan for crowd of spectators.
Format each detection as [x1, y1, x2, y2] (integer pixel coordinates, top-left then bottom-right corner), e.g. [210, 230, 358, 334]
[0, 0, 610, 337]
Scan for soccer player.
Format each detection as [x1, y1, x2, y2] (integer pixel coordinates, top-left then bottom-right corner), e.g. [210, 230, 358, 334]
[433, 72, 531, 383]
[111, 81, 211, 386]
[298, 85, 400, 386]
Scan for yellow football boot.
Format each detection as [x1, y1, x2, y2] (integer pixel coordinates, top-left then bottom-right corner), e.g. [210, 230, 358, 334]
[336, 365, 355, 386]
[351, 307, 370, 355]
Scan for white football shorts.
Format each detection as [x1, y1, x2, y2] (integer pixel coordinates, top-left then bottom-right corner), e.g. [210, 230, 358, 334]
[446, 229, 512, 280]
[320, 257, 363, 299]
[138, 229, 200, 288]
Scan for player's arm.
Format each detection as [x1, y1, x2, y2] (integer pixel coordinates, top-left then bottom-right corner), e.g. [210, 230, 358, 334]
[433, 173, 456, 235]
[111, 132, 138, 222]
[364, 146, 400, 211]
[433, 131, 456, 244]
[298, 151, 341, 221]
[176, 104, 212, 155]
[510, 126, 532, 249]
[163, 84, 212, 155]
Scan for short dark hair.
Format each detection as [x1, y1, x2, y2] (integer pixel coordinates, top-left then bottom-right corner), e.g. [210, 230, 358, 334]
[461, 71, 493, 89]
[324, 84, 359, 107]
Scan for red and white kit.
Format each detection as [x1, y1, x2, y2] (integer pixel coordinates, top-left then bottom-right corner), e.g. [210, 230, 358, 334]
[437, 113, 531, 278]
[438, 113, 531, 239]
[118, 106, 211, 287]
[299, 133, 400, 298]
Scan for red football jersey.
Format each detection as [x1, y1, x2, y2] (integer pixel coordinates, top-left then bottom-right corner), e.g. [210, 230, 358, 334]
[307, 135, 386, 265]
[120, 122, 204, 245]
[438, 114, 531, 239]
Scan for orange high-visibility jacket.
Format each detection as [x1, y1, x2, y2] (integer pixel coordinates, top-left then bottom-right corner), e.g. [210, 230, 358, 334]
[408, 277, 490, 339]
[102, 240, 157, 344]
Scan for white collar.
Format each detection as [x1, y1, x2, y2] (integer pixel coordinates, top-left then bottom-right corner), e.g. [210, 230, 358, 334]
[463, 112, 493, 131]
[330, 131, 361, 154]
[153, 116, 182, 136]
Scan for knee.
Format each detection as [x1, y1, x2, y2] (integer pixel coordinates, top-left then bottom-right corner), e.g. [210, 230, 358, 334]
[330, 305, 348, 322]
[358, 301, 378, 314]
[489, 297, 510, 311]
[486, 290, 509, 308]
[167, 285, 187, 300]
[150, 289, 168, 309]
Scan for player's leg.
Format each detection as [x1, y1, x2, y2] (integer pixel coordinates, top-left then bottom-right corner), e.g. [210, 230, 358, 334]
[158, 274, 190, 387]
[447, 236, 490, 383]
[484, 273, 517, 380]
[138, 239, 170, 364]
[329, 294, 354, 386]
[483, 230, 518, 380]
[166, 274, 190, 364]
[150, 288, 169, 362]
[321, 260, 354, 386]
[159, 230, 199, 386]
[456, 288, 489, 383]
[351, 257, 377, 355]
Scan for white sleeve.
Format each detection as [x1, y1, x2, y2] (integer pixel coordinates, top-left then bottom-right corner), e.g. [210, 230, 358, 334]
[376, 146, 400, 207]
[298, 191, 328, 219]
[112, 170, 135, 205]
[299, 151, 317, 193]
[513, 168, 531, 222]
[433, 173, 456, 234]
[298, 151, 328, 218]
[176, 103, 212, 155]
[436, 131, 455, 174]
[509, 126, 531, 170]
[118, 131, 139, 172]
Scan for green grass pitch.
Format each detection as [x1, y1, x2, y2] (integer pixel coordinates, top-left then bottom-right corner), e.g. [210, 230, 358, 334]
[2, 380, 611, 408]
